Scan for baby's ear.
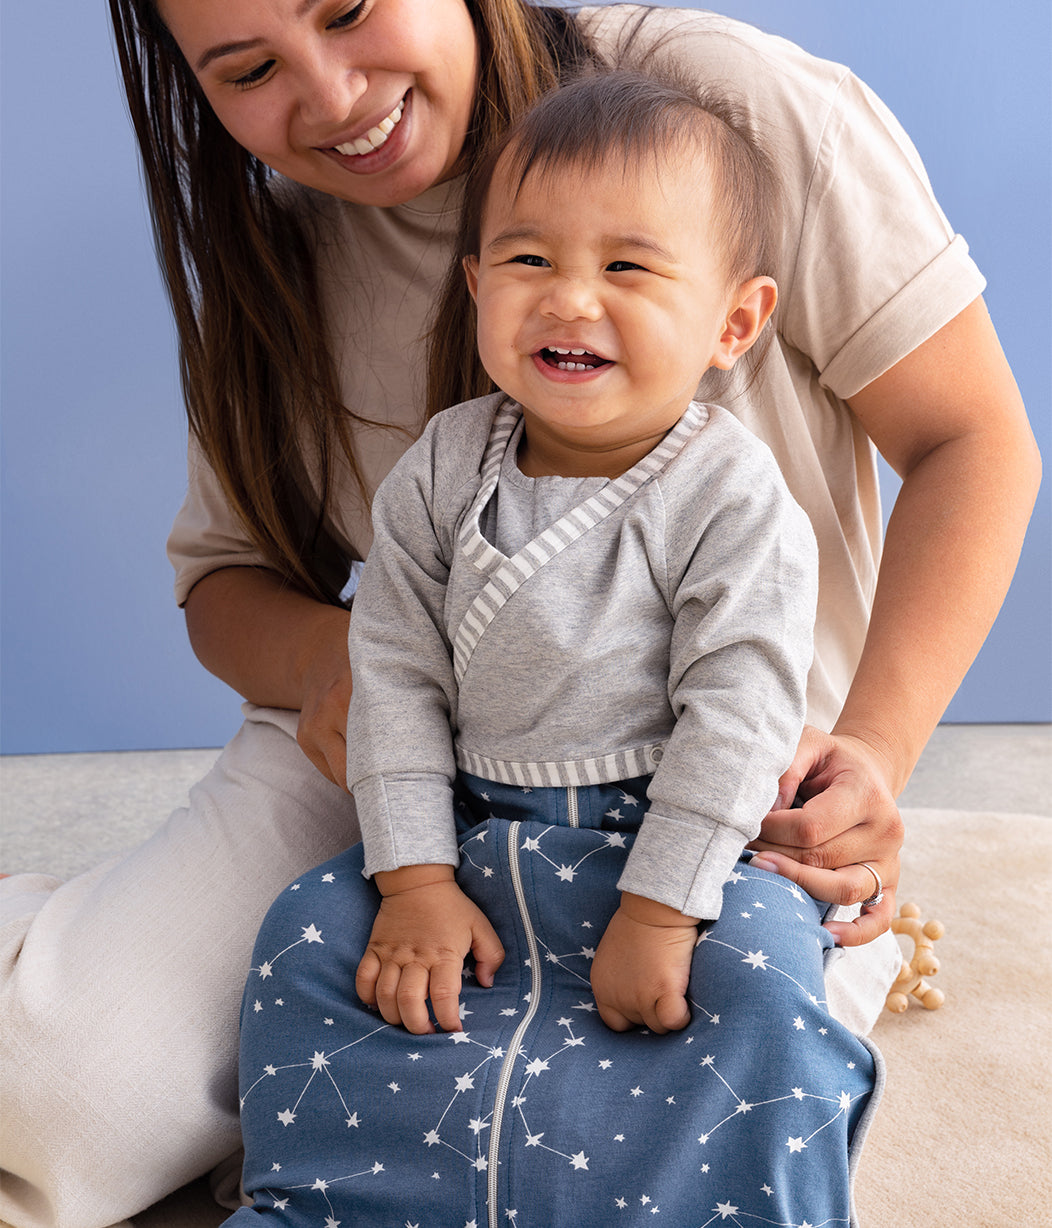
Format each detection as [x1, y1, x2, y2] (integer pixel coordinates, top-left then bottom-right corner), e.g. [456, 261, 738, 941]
[463, 255, 480, 303]
[711, 277, 777, 370]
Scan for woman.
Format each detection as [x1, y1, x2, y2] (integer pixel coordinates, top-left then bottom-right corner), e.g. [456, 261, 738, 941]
[0, 2, 1039, 1226]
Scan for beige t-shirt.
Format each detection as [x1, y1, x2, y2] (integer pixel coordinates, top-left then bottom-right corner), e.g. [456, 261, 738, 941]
[167, 5, 985, 731]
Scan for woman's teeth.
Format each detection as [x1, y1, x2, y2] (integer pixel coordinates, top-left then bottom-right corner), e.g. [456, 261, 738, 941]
[334, 98, 405, 157]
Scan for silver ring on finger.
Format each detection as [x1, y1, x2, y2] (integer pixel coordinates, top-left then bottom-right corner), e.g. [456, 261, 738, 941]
[858, 861, 883, 908]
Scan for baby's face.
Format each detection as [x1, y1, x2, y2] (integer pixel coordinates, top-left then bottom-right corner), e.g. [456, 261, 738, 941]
[464, 144, 741, 475]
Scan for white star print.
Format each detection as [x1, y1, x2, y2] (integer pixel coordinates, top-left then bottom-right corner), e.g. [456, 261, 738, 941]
[570, 1152, 589, 1170]
[455, 1073, 476, 1092]
[793, 1017, 806, 1030]
[556, 865, 576, 882]
[743, 950, 769, 970]
[277, 1109, 295, 1126]
[787, 1137, 807, 1153]
[321, 873, 335, 883]
[714, 1202, 738, 1219]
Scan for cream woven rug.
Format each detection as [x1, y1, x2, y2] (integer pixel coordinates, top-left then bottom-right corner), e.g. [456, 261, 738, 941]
[855, 807, 1050, 1226]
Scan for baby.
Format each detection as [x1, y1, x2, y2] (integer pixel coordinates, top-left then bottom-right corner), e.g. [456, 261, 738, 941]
[347, 67, 818, 1036]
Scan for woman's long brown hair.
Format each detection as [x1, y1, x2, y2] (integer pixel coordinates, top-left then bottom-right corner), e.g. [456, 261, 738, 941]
[108, 0, 597, 603]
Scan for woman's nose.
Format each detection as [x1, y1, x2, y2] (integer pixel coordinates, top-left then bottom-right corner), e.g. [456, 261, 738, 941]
[297, 52, 367, 128]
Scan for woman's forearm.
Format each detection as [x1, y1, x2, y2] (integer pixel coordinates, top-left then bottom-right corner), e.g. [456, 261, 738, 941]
[184, 565, 351, 711]
[838, 297, 1042, 795]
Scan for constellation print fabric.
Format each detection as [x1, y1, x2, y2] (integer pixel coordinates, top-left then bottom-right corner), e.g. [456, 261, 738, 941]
[230, 775, 881, 1228]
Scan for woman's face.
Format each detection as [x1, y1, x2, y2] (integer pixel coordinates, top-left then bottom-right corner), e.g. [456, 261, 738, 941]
[158, 0, 479, 206]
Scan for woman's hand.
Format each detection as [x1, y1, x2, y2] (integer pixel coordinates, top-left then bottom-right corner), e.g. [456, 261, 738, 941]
[295, 617, 355, 789]
[747, 726, 903, 946]
[185, 566, 354, 787]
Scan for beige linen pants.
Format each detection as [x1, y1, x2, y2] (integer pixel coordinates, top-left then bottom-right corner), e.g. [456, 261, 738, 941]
[0, 706, 899, 1228]
[0, 707, 357, 1228]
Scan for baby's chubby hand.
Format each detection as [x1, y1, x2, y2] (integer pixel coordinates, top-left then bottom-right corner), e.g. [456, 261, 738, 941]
[356, 866, 505, 1035]
[590, 893, 700, 1033]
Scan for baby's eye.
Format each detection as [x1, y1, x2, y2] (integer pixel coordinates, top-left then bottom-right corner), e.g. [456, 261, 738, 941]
[607, 260, 645, 273]
[510, 254, 550, 268]
[329, 1, 368, 30]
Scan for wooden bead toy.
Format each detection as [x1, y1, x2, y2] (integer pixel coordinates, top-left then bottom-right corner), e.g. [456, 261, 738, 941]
[885, 902, 945, 1013]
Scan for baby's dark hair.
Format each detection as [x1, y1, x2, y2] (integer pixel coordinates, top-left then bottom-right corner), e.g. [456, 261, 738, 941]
[464, 67, 779, 287]
[427, 67, 780, 416]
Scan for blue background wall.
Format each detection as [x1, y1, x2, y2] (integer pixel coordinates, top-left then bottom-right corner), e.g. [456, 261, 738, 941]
[2, 1, 1049, 753]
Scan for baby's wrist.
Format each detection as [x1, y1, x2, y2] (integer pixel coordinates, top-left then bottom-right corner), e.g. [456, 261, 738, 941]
[374, 864, 456, 897]
[618, 892, 699, 929]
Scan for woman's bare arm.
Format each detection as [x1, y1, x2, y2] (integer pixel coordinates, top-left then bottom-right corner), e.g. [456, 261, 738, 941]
[753, 296, 1042, 942]
[185, 566, 353, 788]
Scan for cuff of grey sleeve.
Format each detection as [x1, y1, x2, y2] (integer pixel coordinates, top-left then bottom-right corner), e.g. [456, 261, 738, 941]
[352, 773, 460, 878]
[616, 813, 748, 920]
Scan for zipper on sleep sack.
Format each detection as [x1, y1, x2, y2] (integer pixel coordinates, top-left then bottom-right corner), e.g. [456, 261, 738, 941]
[566, 786, 580, 827]
[487, 821, 542, 1228]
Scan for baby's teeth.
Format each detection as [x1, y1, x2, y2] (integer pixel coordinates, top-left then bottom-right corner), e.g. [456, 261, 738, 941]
[556, 361, 589, 371]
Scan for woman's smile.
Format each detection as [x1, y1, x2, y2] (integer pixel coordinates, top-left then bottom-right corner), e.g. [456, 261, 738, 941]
[159, 0, 479, 206]
[330, 92, 406, 158]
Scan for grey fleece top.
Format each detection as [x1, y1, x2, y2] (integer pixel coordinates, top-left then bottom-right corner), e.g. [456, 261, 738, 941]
[346, 394, 818, 920]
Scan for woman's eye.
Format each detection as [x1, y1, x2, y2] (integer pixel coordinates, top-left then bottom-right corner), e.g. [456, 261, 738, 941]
[329, 0, 368, 30]
[233, 60, 276, 88]
[510, 254, 549, 267]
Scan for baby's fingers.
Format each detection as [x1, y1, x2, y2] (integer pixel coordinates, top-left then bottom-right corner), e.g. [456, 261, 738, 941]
[377, 960, 434, 1035]
[355, 948, 382, 1009]
[471, 927, 506, 989]
[428, 957, 467, 1033]
[651, 991, 691, 1034]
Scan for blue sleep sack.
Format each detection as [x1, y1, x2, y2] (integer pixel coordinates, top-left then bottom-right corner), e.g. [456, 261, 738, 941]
[227, 774, 882, 1228]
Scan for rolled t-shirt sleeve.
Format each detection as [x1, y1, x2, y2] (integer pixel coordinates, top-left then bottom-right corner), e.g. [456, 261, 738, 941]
[167, 436, 270, 606]
[775, 70, 986, 397]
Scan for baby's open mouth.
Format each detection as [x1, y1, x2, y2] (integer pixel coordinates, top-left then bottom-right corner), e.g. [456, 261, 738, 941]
[540, 347, 610, 372]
